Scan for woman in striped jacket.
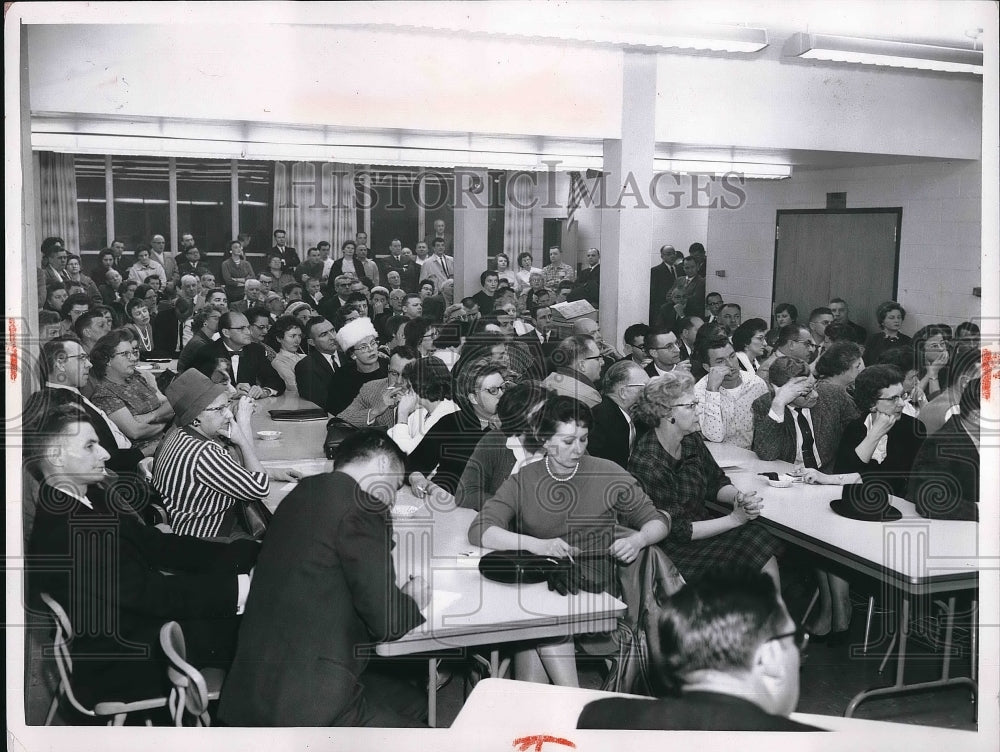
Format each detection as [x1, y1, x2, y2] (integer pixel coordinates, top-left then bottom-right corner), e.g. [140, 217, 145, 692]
[152, 369, 294, 539]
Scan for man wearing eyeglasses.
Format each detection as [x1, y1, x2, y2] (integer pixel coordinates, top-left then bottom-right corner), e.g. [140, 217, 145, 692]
[587, 360, 650, 469]
[207, 312, 285, 398]
[757, 324, 817, 383]
[543, 334, 604, 408]
[644, 329, 692, 378]
[578, 569, 820, 731]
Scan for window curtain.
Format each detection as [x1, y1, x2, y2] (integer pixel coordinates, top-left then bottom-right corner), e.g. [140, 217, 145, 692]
[38, 152, 80, 253]
[502, 171, 533, 259]
[272, 161, 356, 255]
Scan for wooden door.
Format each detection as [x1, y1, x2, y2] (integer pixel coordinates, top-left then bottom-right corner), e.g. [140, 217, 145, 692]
[773, 209, 901, 333]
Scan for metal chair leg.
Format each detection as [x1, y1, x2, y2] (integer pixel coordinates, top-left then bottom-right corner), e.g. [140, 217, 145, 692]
[877, 631, 897, 676]
[863, 595, 875, 654]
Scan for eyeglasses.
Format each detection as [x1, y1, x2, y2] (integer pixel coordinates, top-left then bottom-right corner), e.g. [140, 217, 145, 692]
[876, 392, 911, 403]
[669, 400, 700, 409]
[481, 383, 509, 397]
[252, 322, 271, 330]
[794, 340, 818, 349]
[767, 624, 809, 651]
[228, 325, 251, 331]
[113, 349, 140, 359]
[202, 403, 231, 413]
[582, 355, 604, 361]
[354, 340, 380, 353]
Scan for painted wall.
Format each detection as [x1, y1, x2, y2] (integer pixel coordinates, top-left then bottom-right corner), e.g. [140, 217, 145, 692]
[704, 160, 983, 333]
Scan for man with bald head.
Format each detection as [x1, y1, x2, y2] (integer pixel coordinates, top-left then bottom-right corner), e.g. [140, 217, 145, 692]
[206, 311, 285, 398]
[587, 360, 651, 469]
[149, 233, 178, 284]
[573, 317, 620, 373]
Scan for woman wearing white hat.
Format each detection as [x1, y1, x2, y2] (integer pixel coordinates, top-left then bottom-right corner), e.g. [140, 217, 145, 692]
[327, 317, 389, 415]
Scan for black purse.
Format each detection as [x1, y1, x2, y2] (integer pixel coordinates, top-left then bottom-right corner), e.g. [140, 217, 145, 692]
[323, 417, 360, 459]
[478, 550, 563, 585]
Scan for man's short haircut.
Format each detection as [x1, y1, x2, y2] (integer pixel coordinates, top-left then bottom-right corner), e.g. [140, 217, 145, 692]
[557, 280, 575, 293]
[39, 336, 79, 381]
[403, 293, 423, 307]
[480, 269, 499, 286]
[24, 403, 95, 479]
[688, 242, 706, 256]
[420, 279, 437, 293]
[773, 302, 798, 321]
[814, 342, 863, 379]
[273, 229, 286, 238]
[333, 428, 407, 471]
[39, 309, 61, 328]
[41, 237, 65, 256]
[695, 329, 732, 366]
[219, 312, 245, 332]
[282, 282, 303, 297]
[731, 318, 768, 352]
[623, 323, 649, 346]
[303, 315, 330, 341]
[768, 356, 811, 388]
[824, 322, 866, 346]
[550, 334, 597, 372]
[775, 323, 810, 349]
[706, 291, 723, 302]
[600, 359, 641, 395]
[809, 306, 833, 322]
[876, 346, 917, 374]
[206, 287, 227, 301]
[45, 281, 68, 299]
[656, 568, 785, 692]
[432, 237, 446, 247]
[829, 297, 847, 307]
[388, 345, 420, 361]
[720, 302, 741, 313]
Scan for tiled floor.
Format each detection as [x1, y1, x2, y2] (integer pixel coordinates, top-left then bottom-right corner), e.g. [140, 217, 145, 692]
[25, 555, 978, 730]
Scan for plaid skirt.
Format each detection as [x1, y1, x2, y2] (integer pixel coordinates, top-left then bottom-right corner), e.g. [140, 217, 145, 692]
[660, 518, 782, 580]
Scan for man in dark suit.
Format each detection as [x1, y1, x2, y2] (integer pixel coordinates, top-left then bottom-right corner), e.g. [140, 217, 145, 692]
[25, 406, 259, 707]
[568, 247, 601, 307]
[271, 229, 300, 273]
[518, 304, 559, 371]
[578, 569, 820, 732]
[377, 238, 408, 280]
[295, 316, 343, 413]
[25, 338, 145, 475]
[751, 357, 825, 469]
[587, 360, 649, 469]
[828, 297, 868, 344]
[649, 245, 679, 324]
[206, 312, 286, 397]
[907, 378, 980, 521]
[218, 431, 429, 726]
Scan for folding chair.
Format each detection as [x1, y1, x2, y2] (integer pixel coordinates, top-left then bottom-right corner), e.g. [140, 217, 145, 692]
[159, 621, 226, 726]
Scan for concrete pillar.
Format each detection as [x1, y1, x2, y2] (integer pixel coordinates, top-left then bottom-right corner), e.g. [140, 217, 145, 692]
[452, 168, 489, 300]
[600, 52, 656, 351]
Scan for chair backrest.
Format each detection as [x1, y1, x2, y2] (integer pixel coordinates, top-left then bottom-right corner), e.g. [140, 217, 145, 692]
[39, 592, 96, 718]
[159, 621, 210, 725]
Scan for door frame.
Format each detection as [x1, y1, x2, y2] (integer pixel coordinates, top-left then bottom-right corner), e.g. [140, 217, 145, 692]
[771, 207, 903, 316]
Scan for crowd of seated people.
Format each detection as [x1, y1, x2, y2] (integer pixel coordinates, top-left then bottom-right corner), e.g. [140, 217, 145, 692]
[25, 230, 983, 728]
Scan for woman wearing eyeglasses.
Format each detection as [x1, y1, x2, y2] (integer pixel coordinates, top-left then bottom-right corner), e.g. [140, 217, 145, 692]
[800, 364, 926, 642]
[326, 318, 389, 415]
[152, 369, 277, 540]
[628, 372, 782, 585]
[87, 330, 174, 452]
[405, 358, 506, 500]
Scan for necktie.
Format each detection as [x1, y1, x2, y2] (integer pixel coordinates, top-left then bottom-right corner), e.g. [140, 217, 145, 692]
[795, 408, 819, 469]
[442, 256, 451, 278]
[628, 419, 636, 453]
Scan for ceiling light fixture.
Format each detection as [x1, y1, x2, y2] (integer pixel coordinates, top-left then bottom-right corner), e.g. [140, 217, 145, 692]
[653, 159, 792, 180]
[782, 32, 983, 74]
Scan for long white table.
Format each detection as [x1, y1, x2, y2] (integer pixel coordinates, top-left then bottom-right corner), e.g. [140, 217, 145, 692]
[452, 678, 979, 744]
[705, 442, 979, 719]
[249, 393, 330, 462]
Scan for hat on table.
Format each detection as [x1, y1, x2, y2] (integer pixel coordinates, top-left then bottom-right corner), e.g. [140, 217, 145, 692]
[830, 480, 902, 522]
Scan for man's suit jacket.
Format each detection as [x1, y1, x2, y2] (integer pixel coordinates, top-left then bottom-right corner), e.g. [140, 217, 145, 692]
[294, 348, 339, 414]
[419, 254, 455, 291]
[751, 394, 800, 464]
[317, 294, 348, 322]
[24, 387, 144, 475]
[649, 263, 677, 323]
[217, 472, 424, 726]
[587, 396, 634, 469]
[271, 246, 301, 272]
[206, 340, 286, 394]
[578, 691, 821, 731]
[175, 261, 209, 280]
[542, 368, 602, 408]
[517, 329, 558, 373]
[569, 264, 600, 307]
[152, 306, 181, 357]
[906, 415, 979, 521]
[27, 482, 257, 706]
